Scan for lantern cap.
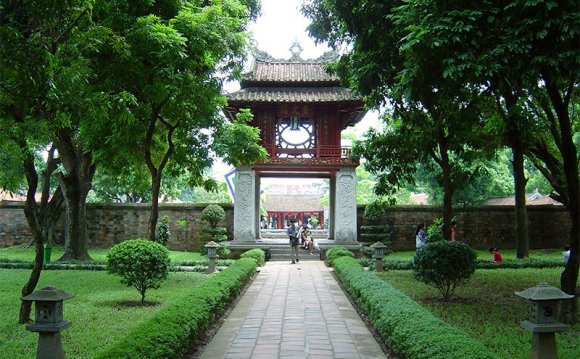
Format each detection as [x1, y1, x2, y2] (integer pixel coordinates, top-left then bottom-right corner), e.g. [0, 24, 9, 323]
[21, 285, 75, 302]
[205, 241, 219, 248]
[371, 242, 388, 250]
[515, 283, 574, 301]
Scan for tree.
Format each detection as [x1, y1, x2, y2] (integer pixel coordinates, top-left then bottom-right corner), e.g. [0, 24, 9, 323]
[386, 0, 579, 322]
[89, 1, 265, 241]
[0, 0, 104, 320]
[304, 0, 497, 240]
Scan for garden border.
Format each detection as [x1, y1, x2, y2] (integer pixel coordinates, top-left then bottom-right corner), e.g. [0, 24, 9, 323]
[332, 256, 498, 359]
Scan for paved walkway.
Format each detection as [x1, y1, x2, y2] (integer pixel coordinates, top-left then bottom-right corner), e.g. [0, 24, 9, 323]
[198, 261, 389, 359]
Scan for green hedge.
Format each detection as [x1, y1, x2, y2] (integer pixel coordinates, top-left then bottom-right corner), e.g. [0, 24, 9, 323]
[95, 257, 258, 359]
[240, 248, 266, 266]
[332, 256, 497, 359]
[357, 257, 564, 270]
[325, 246, 355, 266]
[0, 261, 233, 271]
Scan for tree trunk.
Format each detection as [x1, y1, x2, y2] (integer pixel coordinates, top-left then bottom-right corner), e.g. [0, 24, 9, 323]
[511, 142, 529, 258]
[149, 172, 161, 241]
[543, 77, 580, 324]
[59, 177, 92, 261]
[55, 131, 95, 261]
[440, 143, 454, 240]
[19, 154, 43, 324]
[502, 89, 530, 259]
[18, 146, 64, 323]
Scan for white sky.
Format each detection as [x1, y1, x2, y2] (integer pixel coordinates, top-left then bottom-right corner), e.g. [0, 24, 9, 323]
[215, 0, 380, 184]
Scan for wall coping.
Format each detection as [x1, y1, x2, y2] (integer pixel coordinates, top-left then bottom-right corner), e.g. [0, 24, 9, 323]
[0, 201, 234, 210]
[356, 204, 568, 213]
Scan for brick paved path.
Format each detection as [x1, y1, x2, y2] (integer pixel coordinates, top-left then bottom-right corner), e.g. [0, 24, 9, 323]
[198, 261, 388, 359]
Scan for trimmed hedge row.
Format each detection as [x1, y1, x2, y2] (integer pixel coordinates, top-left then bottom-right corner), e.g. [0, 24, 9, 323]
[240, 248, 266, 266]
[357, 257, 564, 270]
[0, 262, 229, 272]
[95, 257, 258, 359]
[332, 256, 497, 359]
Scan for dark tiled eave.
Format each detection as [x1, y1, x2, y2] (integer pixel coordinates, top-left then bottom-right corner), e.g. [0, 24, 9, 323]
[226, 86, 362, 103]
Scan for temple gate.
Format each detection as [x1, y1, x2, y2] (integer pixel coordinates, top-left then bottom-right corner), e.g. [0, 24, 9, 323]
[223, 45, 366, 246]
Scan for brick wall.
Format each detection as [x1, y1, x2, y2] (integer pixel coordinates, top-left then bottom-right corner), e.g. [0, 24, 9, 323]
[0, 202, 234, 251]
[0, 202, 571, 251]
[357, 205, 572, 250]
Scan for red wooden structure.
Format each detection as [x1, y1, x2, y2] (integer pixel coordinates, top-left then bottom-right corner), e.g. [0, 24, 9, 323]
[223, 45, 366, 237]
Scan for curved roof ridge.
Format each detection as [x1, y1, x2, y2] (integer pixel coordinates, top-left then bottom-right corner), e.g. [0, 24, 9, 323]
[253, 49, 339, 64]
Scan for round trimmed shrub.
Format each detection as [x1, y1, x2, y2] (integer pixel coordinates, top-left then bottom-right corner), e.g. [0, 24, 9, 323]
[201, 204, 226, 228]
[413, 241, 476, 300]
[326, 246, 355, 266]
[107, 239, 171, 302]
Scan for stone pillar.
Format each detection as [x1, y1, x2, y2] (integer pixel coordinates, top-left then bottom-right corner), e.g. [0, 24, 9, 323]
[233, 166, 258, 241]
[333, 168, 357, 241]
[328, 174, 336, 240]
[255, 175, 261, 239]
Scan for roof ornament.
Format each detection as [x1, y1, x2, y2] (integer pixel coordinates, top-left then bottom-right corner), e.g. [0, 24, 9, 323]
[289, 40, 303, 61]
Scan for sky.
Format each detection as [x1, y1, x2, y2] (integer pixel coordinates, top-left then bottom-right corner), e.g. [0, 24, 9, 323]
[216, 0, 380, 184]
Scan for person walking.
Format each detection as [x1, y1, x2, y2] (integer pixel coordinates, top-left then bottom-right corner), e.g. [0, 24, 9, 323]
[287, 219, 300, 264]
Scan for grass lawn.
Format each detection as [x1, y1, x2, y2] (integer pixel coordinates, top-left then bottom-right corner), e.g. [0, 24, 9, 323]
[0, 245, 205, 263]
[378, 268, 579, 359]
[0, 269, 206, 358]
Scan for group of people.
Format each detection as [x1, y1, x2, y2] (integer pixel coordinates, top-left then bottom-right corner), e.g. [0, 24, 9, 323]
[287, 219, 318, 264]
[415, 220, 504, 263]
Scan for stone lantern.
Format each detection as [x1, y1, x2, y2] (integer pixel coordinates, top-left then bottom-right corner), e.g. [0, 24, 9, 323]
[371, 242, 388, 272]
[515, 283, 574, 359]
[21, 286, 75, 359]
[205, 241, 219, 274]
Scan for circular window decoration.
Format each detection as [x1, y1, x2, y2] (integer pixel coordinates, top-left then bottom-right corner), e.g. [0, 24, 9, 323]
[276, 117, 316, 154]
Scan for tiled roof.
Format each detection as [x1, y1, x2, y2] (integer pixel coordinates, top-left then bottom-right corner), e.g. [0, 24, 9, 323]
[242, 62, 339, 84]
[226, 86, 361, 103]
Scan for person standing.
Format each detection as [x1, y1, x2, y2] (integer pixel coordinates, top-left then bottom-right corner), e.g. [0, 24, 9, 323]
[450, 220, 457, 241]
[415, 223, 427, 250]
[287, 219, 300, 264]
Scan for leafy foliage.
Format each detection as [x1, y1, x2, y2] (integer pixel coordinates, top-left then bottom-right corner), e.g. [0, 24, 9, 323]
[413, 241, 477, 300]
[155, 215, 171, 246]
[200, 204, 229, 255]
[106, 240, 170, 302]
[325, 246, 355, 266]
[96, 258, 258, 359]
[425, 218, 444, 243]
[240, 248, 266, 266]
[331, 256, 497, 359]
[201, 204, 226, 228]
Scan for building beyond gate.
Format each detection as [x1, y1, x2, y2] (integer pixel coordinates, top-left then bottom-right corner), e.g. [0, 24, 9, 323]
[223, 44, 366, 243]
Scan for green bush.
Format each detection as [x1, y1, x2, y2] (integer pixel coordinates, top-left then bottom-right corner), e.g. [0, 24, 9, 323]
[325, 246, 355, 266]
[200, 205, 229, 256]
[413, 241, 477, 300]
[106, 240, 171, 302]
[363, 199, 387, 224]
[426, 217, 444, 243]
[201, 204, 226, 228]
[332, 256, 497, 359]
[97, 258, 257, 359]
[155, 215, 171, 246]
[240, 248, 266, 266]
